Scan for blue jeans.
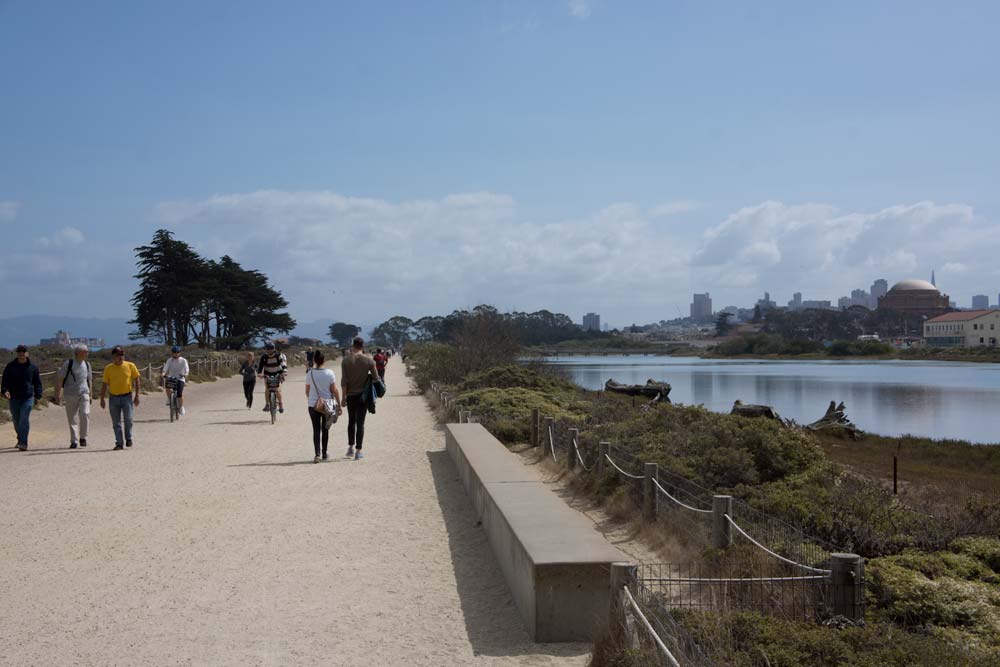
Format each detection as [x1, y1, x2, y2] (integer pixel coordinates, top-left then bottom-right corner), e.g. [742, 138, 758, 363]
[109, 394, 134, 445]
[9, 397, 34, 445]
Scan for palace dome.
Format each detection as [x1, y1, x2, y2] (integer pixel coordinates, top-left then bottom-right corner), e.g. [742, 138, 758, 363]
[889, 279, 939, 292]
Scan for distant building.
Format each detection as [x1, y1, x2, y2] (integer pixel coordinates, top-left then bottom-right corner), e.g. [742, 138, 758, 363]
[756, 292, 776, 311]
[972, 294, 990, 310]
[877, 279, 951, 318]
[787, 292, 803, 310]
[582, 312, 601, 332]
[801, 300, 833, 310]
[39, 330, 105, 350]
[690, 293, 713, 321]
[871, 279, 889, 309]
[924, 310, 1000, 347]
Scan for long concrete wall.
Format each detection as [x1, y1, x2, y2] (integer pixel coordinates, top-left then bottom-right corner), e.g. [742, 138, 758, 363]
[444, 423, 628, 642]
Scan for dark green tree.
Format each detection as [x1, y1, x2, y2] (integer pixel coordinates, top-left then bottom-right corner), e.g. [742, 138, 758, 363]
[130, 229, 207, 346]
[715, 311, 734, 337]
[329, 322, 361, 347]
[371, 316, 415, 348]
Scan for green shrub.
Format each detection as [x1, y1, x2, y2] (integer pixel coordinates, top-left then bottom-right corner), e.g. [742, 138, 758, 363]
[953, 537, 1000, 573]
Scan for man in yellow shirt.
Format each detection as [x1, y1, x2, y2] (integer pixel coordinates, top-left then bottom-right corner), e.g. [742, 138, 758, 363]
[99, 345, 141, 450]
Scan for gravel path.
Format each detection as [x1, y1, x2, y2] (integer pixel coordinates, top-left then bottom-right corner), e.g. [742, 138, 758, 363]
[0, 358, 590, 666]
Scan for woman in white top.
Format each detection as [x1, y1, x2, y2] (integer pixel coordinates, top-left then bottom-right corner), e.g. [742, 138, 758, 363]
[305, 350, 341, 463]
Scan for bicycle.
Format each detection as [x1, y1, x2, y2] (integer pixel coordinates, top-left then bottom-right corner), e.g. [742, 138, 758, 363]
[164, 375, 181, 422]
[264, 374, 283, 424]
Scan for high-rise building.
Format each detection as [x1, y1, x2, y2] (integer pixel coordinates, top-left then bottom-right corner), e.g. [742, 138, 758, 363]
[582, 312, 601, 332]
[756, 292, 776, 311]
[972, 295, 990, 310]
[690, 293, 713, 320]
[871, 278, 889, 308]
[787, 292, 803, 309]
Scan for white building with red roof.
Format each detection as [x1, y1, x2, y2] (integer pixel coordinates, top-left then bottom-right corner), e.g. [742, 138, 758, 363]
[923, 310, 1000, 347]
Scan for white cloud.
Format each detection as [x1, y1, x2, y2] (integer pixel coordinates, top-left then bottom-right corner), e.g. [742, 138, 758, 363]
[35, 227, 85, 249]
[567, 0, 593, 19]
[154, 190, 691, 324]
[692, 200, 998, 303]
[0, 200, 19, 222]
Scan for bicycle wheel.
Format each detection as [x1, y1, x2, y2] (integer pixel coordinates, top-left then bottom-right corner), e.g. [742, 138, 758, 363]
[168, 392, 176, 423]
[270, 390, 277, 424]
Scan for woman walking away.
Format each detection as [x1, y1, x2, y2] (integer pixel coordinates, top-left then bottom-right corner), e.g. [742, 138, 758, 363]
[305, 350, 341, 463]
[239, 351, 256, 408]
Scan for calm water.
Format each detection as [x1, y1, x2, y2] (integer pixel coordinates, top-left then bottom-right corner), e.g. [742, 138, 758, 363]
[545, 355, 1000, 444]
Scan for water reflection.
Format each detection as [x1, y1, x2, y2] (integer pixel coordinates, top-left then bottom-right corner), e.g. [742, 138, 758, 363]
[545, 355, 1000, 444]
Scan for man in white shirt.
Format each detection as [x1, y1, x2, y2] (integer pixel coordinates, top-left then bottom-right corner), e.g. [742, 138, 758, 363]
[161, 346, 190, 415]
[52, 343, 92, 449]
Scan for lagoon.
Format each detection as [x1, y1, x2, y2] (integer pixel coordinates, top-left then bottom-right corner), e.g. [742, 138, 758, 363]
[544, 355, 1000, 445]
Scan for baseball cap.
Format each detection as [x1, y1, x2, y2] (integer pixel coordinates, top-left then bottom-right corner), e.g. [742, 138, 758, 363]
[265, 342, 276, 350]
[15, 344, 28, 353]
[111, 345, 125, 356]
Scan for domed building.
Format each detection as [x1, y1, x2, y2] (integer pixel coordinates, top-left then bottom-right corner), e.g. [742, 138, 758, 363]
[877, 279, 951, 318]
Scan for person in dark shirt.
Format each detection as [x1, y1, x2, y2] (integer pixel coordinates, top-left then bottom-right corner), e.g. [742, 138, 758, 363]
[373, 348, 388, 381]
[1, 344, 44, 451]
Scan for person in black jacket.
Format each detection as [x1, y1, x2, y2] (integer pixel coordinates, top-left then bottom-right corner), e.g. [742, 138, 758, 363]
[1, 344, 44, 451]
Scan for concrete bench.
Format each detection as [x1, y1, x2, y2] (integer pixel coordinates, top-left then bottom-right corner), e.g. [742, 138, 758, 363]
[445, 423, 629, 642]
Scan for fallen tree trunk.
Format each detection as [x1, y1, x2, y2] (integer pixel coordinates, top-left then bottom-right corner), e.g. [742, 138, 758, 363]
[730, 400, 782, 420]
[605, 379, 671, 402]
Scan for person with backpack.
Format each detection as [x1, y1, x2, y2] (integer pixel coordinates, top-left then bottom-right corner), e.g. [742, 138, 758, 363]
[238, 351, 257, 408]
[52, 344, 92, 449]
[1, 344, 43, 451]
[373, 348, 388, 381]
[340, 337, 380, 460]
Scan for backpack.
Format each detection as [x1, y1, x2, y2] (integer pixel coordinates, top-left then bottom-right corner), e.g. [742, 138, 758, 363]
[61, 358, 90, 391]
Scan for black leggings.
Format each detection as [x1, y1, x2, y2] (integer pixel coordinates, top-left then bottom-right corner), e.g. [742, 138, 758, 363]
[346, 394, 367, 449]
[308, 407, 329, 456]
[243, 380, 255, 406]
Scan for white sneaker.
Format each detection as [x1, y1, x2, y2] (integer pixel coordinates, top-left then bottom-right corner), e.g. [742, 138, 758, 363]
[354, 450, 364, 460]
[346, 447, 355, 458]
[179, 406, 186, 416]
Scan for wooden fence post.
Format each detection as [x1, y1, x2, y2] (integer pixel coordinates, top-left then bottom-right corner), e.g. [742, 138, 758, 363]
[609, 562, 638, 640]
[712, 495, 733, 549]
[530, 408, 540, 448]
[598, 441, 610, 478]
[831, 553, 864, 622]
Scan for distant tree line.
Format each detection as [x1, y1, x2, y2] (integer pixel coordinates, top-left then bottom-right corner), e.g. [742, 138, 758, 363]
[130, 230, 295, 349]
[366, 305, 605, 349]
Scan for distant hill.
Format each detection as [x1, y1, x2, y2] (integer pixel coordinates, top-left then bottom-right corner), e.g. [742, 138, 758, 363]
[0, 315, 150, 349]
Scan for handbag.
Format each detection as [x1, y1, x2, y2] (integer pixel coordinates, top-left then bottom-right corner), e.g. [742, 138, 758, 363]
[309, 370, 339, 422]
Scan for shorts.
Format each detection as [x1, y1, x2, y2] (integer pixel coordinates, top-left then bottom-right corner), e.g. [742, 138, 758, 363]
[165, 377, 186, 397]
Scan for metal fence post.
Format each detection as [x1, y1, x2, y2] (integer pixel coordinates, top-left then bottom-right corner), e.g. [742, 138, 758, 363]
[830, 553, 864, 621]
[712, 495, 733, 549]
[643, 463, 658, 522]
[543, 417, 555, 457]
[567, 428, 580, 471]
[598, 441, 610, 478]
[530, 408, 540, 447]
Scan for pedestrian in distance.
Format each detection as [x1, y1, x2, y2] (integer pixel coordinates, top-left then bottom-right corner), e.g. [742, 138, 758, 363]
[239, 351, 256, 409]
[161, 345, 190, 415]
[340, 336, 380, 460]
[52, 343, 92, 449]
[373, 348, 388, 381]
[1, 344, 43, 451]
[305, 350, 342, 463]
[99, 345, 141, 450]
[305, 348, 315, 370]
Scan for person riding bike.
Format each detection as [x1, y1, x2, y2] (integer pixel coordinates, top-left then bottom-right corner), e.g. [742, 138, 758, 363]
[161, 345, 190, 415]
[257, 342, 288, 413]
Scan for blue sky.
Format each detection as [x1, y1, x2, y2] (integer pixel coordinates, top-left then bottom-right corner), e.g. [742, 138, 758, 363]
[2, 0, 1000, 327]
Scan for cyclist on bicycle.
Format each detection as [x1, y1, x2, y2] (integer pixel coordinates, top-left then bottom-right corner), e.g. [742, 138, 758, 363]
[257, 342, 287, 413]
[161, 345, 190, 415]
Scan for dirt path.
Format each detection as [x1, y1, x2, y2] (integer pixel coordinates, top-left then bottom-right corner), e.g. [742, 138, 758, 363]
[0, 358, 589, 666]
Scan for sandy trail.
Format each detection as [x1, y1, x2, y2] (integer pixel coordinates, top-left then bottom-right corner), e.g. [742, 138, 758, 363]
[0, 358, 589, 666]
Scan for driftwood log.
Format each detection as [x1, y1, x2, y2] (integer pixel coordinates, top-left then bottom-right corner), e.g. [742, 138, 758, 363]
[730, 400, 782, 421]
[605, 379, 671, 402]
[806, 400, 863, 440]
